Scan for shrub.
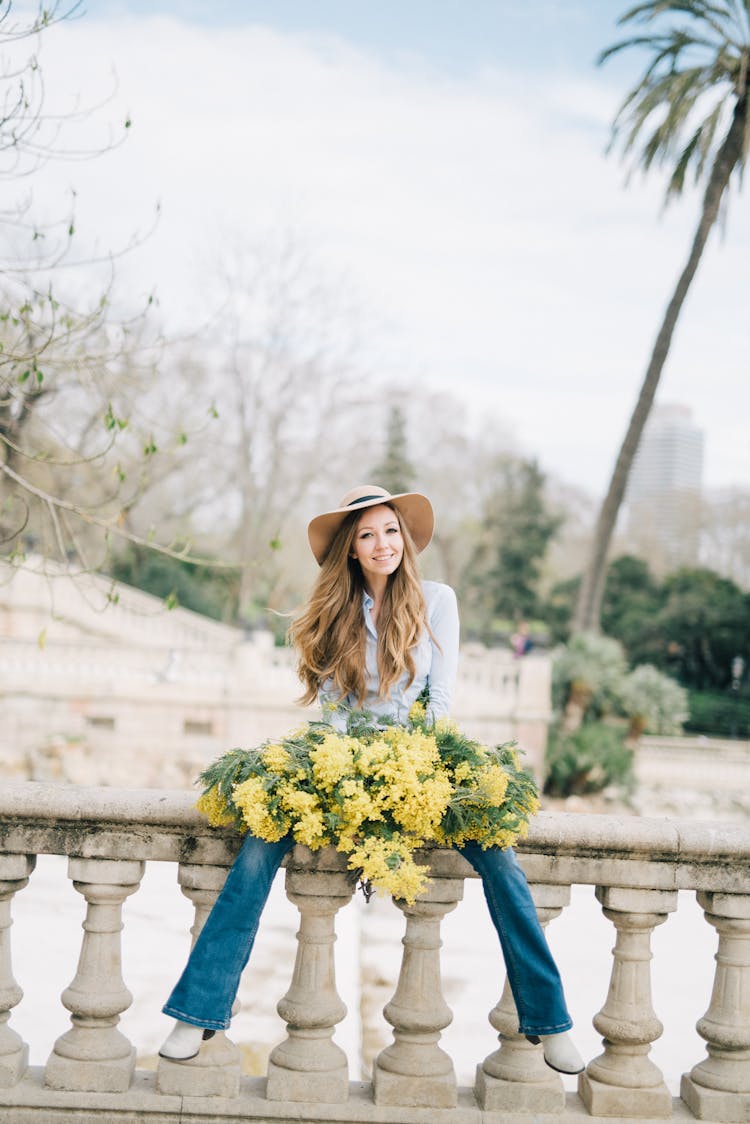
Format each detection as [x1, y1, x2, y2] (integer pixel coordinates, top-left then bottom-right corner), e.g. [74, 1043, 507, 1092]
[551, 632, 628, 717]
[685, 691, 750, 738]
[619, 664, 689, 735]
[543, 723, 634, 797]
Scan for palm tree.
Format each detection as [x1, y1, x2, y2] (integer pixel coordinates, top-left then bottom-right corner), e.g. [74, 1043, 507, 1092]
[573, 0, 749, 633]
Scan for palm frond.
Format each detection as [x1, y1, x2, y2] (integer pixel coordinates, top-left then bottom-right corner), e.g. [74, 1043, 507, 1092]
[668, 121, 705, 192]
[693, 99, 728, 176]
[619, 1, 736, 26]
[601, 0, 747, 201]
[617, 66, 722, 155]
[600, 30, 720, 66]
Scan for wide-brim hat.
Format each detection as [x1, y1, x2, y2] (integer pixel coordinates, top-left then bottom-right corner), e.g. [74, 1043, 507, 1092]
[307, 484, 434, 565]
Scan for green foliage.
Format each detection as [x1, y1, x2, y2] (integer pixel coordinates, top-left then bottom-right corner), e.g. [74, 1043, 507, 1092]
[565, 557, 750, 701]
[619, 664, 689, 735]
[198, 707, 539, 903]
[601, 555, 663, 657]
[655, 569, 750, 691]
[543, 724, 634, 797]
[600, 1, 750, 205]
[552, 632, 629, 716]
[542, 575, 579, 645]
[108, 547, 241, 621]
[685, 690, 750, 739]
[613, 563, 750, 690]
[464, 456, 561, 630]
[369, 405, 416, 495]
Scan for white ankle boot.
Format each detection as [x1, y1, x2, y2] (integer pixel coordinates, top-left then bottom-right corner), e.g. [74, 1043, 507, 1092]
[158, 1020, 214, 1060]
[527, 1031, 585, 1074]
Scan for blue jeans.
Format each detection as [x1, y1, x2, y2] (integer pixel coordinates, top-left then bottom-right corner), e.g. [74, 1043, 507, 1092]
[163, 834, 572, 1036]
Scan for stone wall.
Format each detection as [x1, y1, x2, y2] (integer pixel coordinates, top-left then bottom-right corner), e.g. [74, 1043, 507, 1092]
[633, 734, 750, 821]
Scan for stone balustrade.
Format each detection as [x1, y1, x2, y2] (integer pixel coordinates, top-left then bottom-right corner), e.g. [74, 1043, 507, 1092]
[0, 782, 748, 1123]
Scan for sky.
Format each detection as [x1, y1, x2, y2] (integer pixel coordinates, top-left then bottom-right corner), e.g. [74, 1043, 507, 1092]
[24, 0, 750, 496]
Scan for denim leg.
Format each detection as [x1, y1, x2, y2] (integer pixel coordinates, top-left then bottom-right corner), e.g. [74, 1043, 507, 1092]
[458, 843, 572, 1036]
[163, 832, 294, 1029]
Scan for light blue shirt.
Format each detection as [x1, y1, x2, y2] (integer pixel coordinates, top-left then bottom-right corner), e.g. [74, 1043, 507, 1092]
[319, 580, 460, 730]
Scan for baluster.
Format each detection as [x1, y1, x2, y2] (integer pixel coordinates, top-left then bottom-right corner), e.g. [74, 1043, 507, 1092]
[0, 854, 35, 1088]
[372, 874, 463, 1108]
[580, 885, 677, 1118]
[475, 881, 569, 1111]
[681, 891, 750, 1121]
[156, 861, 241, 1098]
[266, 857, 355, 1103]
[45, 857, 143, 1093]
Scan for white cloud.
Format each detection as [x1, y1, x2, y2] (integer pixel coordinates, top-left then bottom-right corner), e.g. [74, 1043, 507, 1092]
[30, 11, 750, 493]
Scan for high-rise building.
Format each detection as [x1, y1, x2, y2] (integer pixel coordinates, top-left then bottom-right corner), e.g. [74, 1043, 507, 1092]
[625, 403, 704, 572]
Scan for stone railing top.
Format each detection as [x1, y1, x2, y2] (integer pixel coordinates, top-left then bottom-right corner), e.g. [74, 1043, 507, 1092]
[1, 782, 749, 896]
[0, 557, 246, 648]
[0, 781, 203, 827]
[0, 780, 746, 853]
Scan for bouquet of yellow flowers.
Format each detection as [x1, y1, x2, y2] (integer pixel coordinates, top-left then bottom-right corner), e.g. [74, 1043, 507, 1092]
[196, 704, 539, 904]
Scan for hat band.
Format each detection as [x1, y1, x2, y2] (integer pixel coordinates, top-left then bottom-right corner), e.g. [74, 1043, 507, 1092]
[346, 494, 386, 506]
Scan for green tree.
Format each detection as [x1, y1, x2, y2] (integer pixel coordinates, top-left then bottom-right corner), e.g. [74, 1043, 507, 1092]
[599, 561, 750, 690]
[464, 456, 561, 629]
[542, 574, 580, 645]
[655, 568, 750, 690]
[601, 554, 664, 660]
[543, 555, 663, 647]
[370, 405, 416, 494]
[575, 0, 750, 632]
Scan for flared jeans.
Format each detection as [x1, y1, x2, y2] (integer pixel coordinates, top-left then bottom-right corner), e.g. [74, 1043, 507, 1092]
[163, 833, 572, 1037]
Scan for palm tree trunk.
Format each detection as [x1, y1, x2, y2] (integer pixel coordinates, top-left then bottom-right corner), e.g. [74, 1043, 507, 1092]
[573, 95, 747, 633]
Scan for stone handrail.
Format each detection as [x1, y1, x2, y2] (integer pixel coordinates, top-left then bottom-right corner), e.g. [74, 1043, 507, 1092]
[0, 782, 749, 1122]
[0, 558, 243, 649]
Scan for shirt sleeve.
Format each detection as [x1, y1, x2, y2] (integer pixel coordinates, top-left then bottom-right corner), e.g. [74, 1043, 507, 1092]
[426, 585, 460, 721]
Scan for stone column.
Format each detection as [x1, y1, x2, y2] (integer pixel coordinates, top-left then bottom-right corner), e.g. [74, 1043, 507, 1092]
[45, 857, 144, 1093]
[372, 875, 463, 1108]
[266, 864, 355, 1103]
[475, 881, 569, 1112]
[156, 861, 241, 1098]
[681, 891, 750, 1121]
[579, 885, 677, 1118]
[0, 854, 35, 1088]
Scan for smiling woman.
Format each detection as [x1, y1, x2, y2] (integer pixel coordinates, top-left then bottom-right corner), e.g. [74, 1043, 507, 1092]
[158, 482, 584, 1078]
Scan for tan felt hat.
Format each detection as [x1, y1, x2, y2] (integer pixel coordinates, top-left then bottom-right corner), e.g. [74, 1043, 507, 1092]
[307, 484, 434, 565]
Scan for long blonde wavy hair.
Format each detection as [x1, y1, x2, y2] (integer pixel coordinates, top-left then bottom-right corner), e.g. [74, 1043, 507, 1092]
[290, 503, 428, 707]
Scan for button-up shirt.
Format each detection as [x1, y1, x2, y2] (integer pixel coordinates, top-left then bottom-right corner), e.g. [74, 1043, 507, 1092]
[319, 580, 459, 730]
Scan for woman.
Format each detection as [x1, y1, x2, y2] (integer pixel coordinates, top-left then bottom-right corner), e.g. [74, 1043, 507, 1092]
[159, 484, 583, 1075]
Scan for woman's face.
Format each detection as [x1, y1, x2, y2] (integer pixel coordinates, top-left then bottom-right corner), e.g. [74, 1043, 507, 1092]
[350, 504, 404, 585]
